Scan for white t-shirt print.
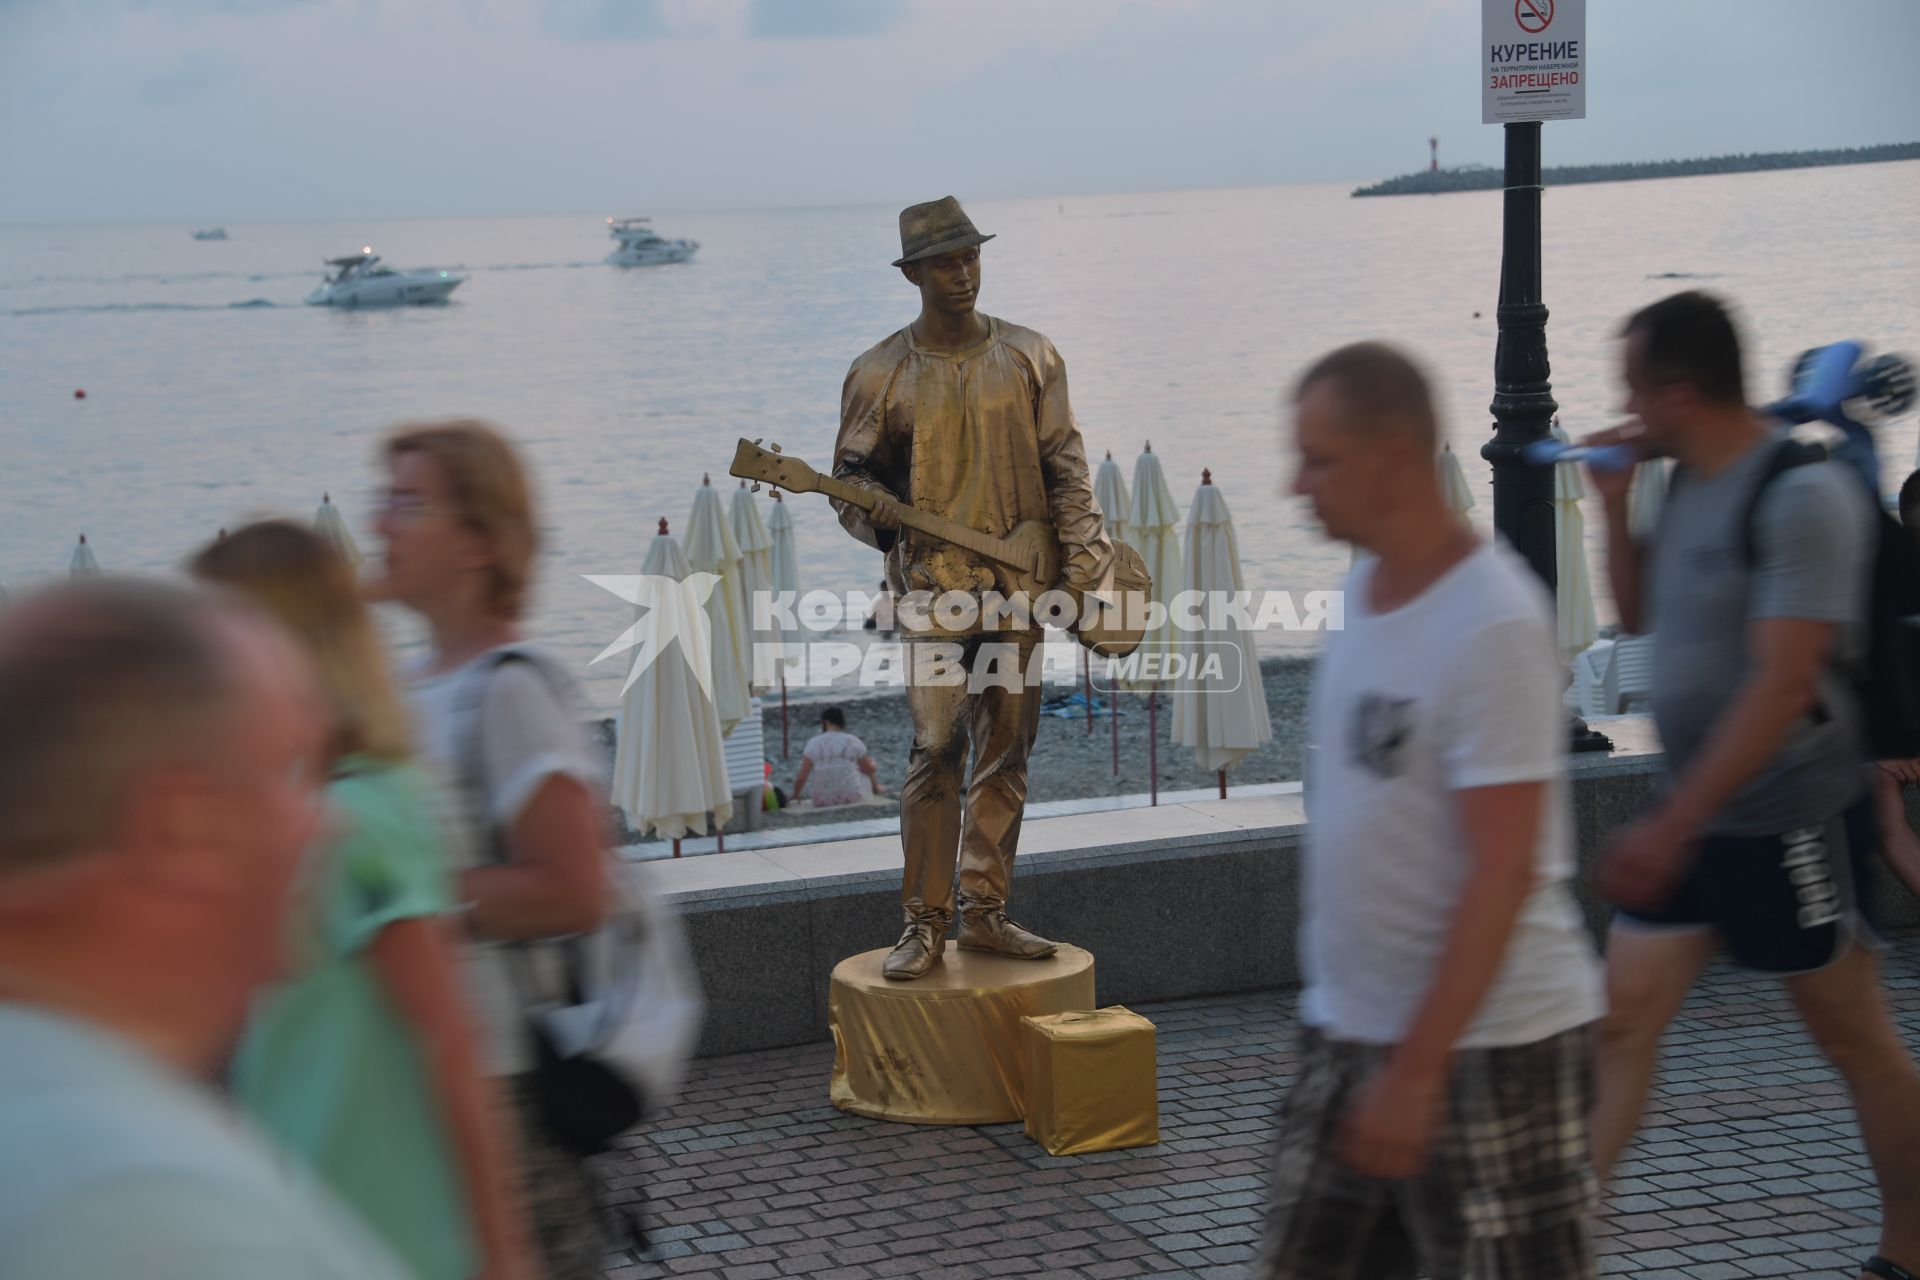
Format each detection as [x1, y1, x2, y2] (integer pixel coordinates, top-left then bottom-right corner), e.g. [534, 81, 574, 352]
[1299, 542, 1603, 1049]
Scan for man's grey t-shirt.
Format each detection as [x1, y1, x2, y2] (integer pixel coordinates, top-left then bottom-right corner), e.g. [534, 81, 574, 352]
[0, 1004, 410, 1280]
[1645, 434, 1874, 836]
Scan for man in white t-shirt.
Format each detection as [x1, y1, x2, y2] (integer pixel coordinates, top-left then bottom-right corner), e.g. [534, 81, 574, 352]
[1257, 343, 1604, 1280]
[0, 580, 410, 1280]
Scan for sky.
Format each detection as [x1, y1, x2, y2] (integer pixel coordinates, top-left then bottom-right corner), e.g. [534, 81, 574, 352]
[1, 0, 1916, 223]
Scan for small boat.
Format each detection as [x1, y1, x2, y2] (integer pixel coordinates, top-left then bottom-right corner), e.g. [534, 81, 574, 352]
[192, 227, 229, 241]
[305, 248, 464, 307]
[606, 217, 698, 267]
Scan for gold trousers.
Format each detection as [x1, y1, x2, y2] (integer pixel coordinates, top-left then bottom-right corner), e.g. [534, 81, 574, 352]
[900, 634, 1044, 926]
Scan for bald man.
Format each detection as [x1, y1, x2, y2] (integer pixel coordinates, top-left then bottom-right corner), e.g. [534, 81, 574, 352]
[1256, 344, 1603, 1280]
[0, 580, 409, 1280]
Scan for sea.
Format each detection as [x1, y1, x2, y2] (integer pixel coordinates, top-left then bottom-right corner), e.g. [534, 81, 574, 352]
[3, 161, 1918, 708]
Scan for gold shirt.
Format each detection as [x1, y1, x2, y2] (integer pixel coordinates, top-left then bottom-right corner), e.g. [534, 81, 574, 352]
[831, 315, 1114, 614]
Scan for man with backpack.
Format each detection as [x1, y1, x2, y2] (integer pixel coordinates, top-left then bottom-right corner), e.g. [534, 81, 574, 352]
[1586, 291, 1920, 1280]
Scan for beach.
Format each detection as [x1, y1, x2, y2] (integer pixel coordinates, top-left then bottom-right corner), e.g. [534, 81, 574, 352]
[598, 654, 1315, 841]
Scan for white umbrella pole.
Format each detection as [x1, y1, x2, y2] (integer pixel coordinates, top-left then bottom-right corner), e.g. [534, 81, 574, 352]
[1148, 687, 1159, 806]
[1083, 647, 1093, 735]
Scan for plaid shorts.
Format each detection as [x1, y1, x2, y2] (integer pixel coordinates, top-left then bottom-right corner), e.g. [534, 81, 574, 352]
[1256, 1025, 1598, 1280]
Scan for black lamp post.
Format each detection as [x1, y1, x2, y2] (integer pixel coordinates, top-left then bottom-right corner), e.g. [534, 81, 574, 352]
[1481, 120, 1611, 752]
[1481, 121, 1556, 585]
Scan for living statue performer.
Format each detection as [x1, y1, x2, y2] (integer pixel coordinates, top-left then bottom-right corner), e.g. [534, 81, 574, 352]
[830, 196, 1116, 981]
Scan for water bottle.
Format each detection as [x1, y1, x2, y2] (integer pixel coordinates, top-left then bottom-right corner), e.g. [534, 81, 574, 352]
[1521, 439, 1639, 473]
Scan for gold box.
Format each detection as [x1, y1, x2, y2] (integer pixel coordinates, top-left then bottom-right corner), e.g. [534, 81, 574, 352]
[1020, 1006, 1159, 1156]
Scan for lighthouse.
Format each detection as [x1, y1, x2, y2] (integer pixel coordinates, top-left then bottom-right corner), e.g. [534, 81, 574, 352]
[1430, 136, 1439, 173]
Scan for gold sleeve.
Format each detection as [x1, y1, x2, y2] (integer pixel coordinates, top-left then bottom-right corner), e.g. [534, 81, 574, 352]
[831, 356, 905, 553]
[1034, 341, 1115, 589]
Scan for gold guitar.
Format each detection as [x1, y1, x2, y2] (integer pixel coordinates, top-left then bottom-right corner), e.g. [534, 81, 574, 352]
[728, 437, 1150, 657]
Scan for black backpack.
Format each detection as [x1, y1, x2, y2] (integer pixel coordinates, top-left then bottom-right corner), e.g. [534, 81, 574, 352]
[1694, 438, 1920, 759]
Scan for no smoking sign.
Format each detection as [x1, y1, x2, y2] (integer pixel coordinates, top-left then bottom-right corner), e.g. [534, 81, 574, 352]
[1484, 0, 1584, 122]
[1515, 0, 1552, 34]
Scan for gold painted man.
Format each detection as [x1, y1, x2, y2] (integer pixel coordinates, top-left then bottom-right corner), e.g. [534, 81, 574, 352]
[832, 196, 1115, 981]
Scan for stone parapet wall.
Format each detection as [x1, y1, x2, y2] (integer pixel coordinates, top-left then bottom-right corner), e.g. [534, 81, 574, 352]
[634, 721, 1920, 1057]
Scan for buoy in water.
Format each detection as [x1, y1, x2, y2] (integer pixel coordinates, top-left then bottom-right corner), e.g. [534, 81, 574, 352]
[73, 389, 86, 400]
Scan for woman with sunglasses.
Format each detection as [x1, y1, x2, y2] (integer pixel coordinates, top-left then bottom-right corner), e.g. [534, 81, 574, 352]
[366, 420, 612, 1280]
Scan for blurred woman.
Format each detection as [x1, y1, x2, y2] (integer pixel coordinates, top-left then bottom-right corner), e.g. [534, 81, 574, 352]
[792, 704, 884, 808]
[192, 520, 540, 1280]
[365, 420, 612, 1280]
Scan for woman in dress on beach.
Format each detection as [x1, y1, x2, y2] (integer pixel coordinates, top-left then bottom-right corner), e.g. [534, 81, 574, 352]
[193, 521, 541, 1280]
[792, 705, 884, 808]
[364, 419, 613, 1280]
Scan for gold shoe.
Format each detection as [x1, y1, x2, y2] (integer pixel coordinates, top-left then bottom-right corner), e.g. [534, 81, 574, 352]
[955, 906, 1058, 959]
[883, 920, 945, 981]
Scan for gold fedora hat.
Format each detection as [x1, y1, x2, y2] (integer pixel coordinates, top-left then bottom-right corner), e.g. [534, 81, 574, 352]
[892, 195, 995, 267]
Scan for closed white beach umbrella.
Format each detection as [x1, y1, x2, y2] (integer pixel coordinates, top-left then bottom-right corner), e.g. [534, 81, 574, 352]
[69, 534, 100, 578]
[1630, 457, 1669, 544]
[1094, 451, 1131, 550]
[1126, 443, 1182, 690]
[766, 490, 803, 757]
[1549, 425, 1600, 660]
[1440, 443, 1476, 516]
[1091, 450, 1133, 767]
[766, 490, 802, 658]
[1128, 443, 1184, 803]
[685, 475, 753, 735]
[1172, 471, 1273, 787]
[610, 518, 733, 846]
[728, 481, 775, 692]
[313, 492, 363, 569]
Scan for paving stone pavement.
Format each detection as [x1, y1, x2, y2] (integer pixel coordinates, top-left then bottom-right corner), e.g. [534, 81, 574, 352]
[598, 934, 1920, 1279]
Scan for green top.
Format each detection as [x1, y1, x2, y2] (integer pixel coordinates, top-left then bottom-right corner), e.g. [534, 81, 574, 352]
[233, 757, 475, 1280]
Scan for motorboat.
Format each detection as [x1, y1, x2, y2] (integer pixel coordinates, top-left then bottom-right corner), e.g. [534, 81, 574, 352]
[192, 227, 228, 241]
[305, 248, 464, 307]
[606, 217, 698, 267]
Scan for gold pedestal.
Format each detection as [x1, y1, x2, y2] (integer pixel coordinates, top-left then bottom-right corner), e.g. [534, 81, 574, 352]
[829, 943, 1096, 1125]
[1021, 1006, 1160, 1156]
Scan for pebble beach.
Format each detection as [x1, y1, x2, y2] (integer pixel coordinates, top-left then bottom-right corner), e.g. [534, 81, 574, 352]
[749, 655, 1313, 835]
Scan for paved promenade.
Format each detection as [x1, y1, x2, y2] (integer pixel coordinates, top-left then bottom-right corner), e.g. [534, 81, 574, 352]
[603, 933, 1920, 1279]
